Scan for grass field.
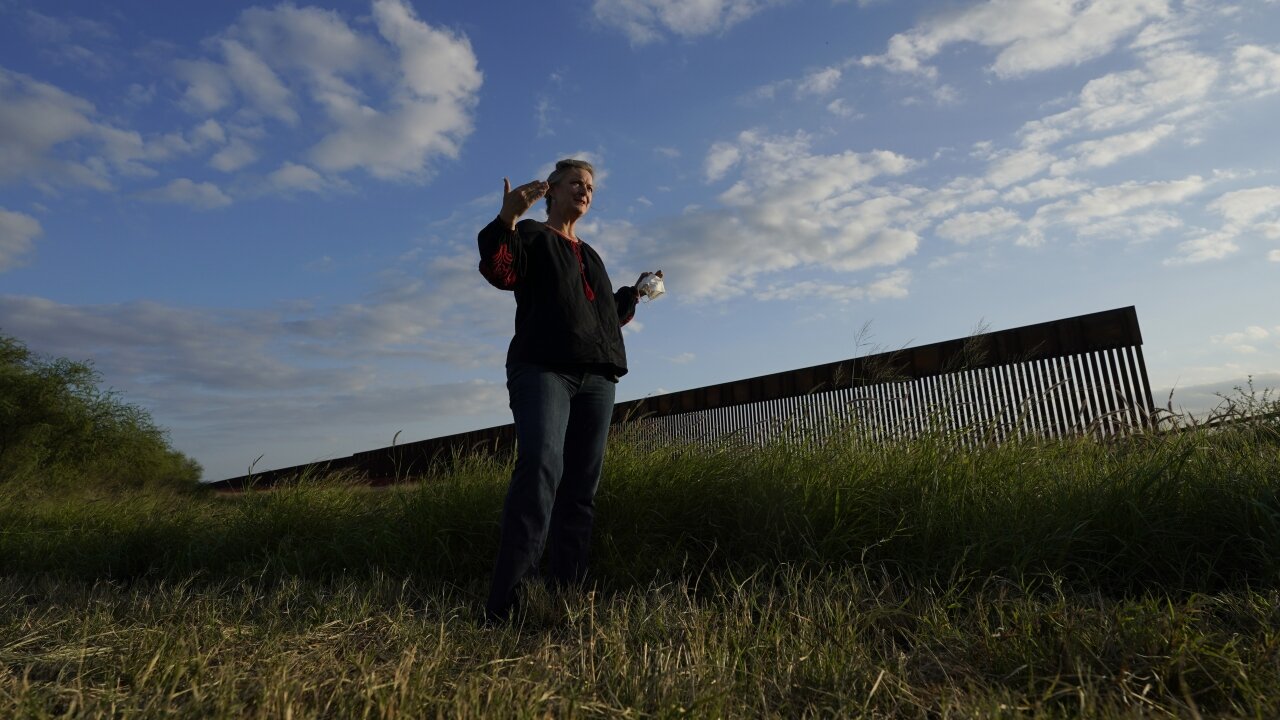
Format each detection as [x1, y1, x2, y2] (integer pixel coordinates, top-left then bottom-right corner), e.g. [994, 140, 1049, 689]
[3, 408, 1279, 717]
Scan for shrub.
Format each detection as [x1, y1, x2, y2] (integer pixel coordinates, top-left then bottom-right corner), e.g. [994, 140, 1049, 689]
[0, 332, 201, 491]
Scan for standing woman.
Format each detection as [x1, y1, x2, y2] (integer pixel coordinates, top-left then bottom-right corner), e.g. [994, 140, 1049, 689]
[478, 158, 661, 622]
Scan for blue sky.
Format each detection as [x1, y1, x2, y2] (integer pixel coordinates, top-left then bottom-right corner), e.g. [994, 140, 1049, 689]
[2, 0, 1278, 481]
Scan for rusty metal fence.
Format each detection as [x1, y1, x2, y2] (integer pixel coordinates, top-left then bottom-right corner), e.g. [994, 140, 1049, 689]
[612, 305, 1155, 450]
[211, 306, 1154, 490]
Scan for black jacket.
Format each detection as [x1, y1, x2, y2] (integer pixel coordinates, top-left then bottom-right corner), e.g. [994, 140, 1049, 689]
[478, 216, 638, 377]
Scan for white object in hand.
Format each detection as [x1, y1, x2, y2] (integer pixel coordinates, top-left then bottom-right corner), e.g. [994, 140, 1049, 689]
[637, 274, 665, 302]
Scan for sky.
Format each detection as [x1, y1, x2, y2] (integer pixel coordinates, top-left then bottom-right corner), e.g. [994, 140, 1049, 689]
[2, 0, 1278, 482]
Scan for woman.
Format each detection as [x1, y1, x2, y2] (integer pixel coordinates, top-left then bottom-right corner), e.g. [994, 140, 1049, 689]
[478, 158, 661, 621]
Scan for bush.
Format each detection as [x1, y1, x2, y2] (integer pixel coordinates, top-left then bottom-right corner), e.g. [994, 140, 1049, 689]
[0, 332, 201, 491]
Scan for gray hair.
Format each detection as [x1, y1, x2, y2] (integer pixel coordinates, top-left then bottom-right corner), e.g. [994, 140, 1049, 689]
[545, 158, 595, 213]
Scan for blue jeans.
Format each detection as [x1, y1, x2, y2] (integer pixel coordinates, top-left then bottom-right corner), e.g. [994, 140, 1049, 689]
[485, 363, 617, 620]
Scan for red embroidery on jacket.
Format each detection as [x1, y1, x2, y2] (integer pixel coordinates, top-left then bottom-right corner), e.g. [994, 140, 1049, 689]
[491, 245, 517, 287]
[567, 240, 596, 302]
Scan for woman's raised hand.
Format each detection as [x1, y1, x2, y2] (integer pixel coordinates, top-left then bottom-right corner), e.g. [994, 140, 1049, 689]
[499, 177, 548, 230]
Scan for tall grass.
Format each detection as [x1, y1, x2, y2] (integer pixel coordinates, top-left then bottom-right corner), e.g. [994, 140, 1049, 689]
[1, 385, 1278, 716]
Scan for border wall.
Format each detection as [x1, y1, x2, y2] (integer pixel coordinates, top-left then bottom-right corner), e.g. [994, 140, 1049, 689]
[210, 306, 1153, 490]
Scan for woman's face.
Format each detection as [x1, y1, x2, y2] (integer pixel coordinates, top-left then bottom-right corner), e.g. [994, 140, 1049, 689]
[549, 167, 593, 219]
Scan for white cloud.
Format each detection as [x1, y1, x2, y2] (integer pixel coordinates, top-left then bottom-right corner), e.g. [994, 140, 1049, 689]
[984, 148, 1054, 188]
[592, 0, 785, 44]
[866, 269, 911, 300]
[1075, 211, 1182, 241]
[210, 137, 257, 172]
[174, 59, 235, 114]
[176, 0, 483, 182]
[1035, 174, 1207, 227]
[860, 0, 1169, 80]
[704, 141, 741, 182]
[1212, 325, 1272, 355]
[643, 131, 920, 300]
[218, 38, 299, 125]
[0, 209, 43, 271]
[797, 66, 842, 96]
[266, 162, 330, 193]
[1209, 186, 1280, 226]
[668, 352, 696, 364]
[826, 98, 857, 118]
[989, 0, 1169, 78]
[0, 295, 325, 392]
[1, 66, 253, 191]
[192, 119, 226, 145]
[1229, 44, 1280, 97]
[934, 207, 1022, 244]
[1019, 50, 1219, 143]
[1159, 185, 1280, 265]
[1002, 177, 1090, 204]
[308, 0, 482, 179]
[1051, 123, 1175, 175]
[757, 269, 911, 303]
[0, 68, 105, 189]
[139, 178, 233, 209]
[535, 96, 555, 137]
[1165, 229, 1238, 265]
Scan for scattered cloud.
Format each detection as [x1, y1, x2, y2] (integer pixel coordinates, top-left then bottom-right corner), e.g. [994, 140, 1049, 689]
[0, 68, 106, 189]
[1212, 325, 1271, 355]
[797, 66, 842, 96]
[704, 141, 741, 182]
[649, 131, 920, 300]
[1034, 174, 1207, 227]
[265, 161, 332, 194]
[757, 269, 911, 303]
[1020, 50, 1219, 141]
[668, 352, 696, 364]
[209, 137, 258, 172]
[174, 59, 236, 115]
[1075, 211, 1181, 241]
[0, 294, 328, 392]
[1208, 186, 1280, 226]
[983, 148, 1054, 188]
[1229, 44, 1280, 97]
[0, 209, 43, 271]
[934, 207, 1022, 244]
[175, 0, 483, 182]
[826, 98, 857, 118]
[139, 178, 232, 209]
[1164, 185, 1280, 264]
[1166, 229, 1238, 265]
[860, 0, 1169, 80]
[1051, 123, 1175, 175]
[535, 96, 555, 137]
[592, 0, 786, 44]
[1002, 177, 1090, 204]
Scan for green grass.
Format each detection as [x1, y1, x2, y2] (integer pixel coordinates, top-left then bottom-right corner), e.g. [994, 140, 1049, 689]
[2, 409, 1279, 717]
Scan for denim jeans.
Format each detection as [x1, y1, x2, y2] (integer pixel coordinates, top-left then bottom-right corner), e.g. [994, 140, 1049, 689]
[485, 362, 617, 620]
